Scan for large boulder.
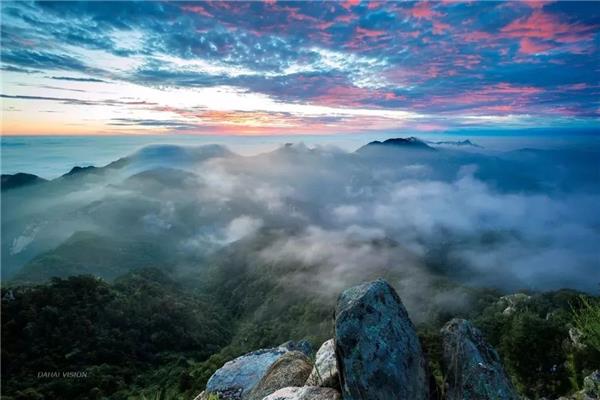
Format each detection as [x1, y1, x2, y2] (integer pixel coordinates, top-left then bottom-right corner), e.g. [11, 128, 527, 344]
[263, 386, 341, 400]
[204, 342, 309, 400]
[247, 351, 312, 400]
[441, 318, 519, 400]
[305, 339, 339, 388]
[334, 279, 429, 400]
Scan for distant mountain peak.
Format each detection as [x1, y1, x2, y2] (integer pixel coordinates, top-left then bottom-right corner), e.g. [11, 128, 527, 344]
[1, 173, 47, 191]
[359, 137, 435, 152]
[63, 165, 98, 177]
[132, 143, 233, 161]
[282, 142, 309, 150]
[271, 142, 313, 156]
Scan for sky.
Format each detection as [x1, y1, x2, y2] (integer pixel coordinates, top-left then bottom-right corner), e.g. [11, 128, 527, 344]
[0, 0, 599, 136]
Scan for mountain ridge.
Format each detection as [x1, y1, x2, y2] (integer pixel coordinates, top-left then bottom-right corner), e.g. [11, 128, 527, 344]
[357, 137, 437, 152]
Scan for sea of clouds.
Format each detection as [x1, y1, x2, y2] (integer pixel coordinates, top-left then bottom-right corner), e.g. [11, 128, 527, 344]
[2, 141, 599, 300]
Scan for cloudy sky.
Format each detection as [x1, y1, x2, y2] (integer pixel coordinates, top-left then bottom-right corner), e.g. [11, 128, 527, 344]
[1, 1, 599, 136]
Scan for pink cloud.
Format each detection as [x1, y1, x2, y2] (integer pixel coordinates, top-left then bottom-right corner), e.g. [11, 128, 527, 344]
[335, 13, 358, 24]
[426, 65, 441, 78]
[453, 54, 482, 69]
[345, 27, 391, 51]
[563, 83, 589, 91]
[409, 2, 441, 20]
[547, 106, 586, 117]
[481, 105, 518, 113]
[383, 92, 406, 101]
[522, 0, 554, 9]
[276, 6, 321, 23]
[519, 38, 554, 54]
[345, 26, 390, 48]
[489, 83, 542, 95]
[310, 85, 408, 108]
[181, 5, 212, 18]
[432, 20, 451, 34]
[355, 27, 387, 38]
[413, 123, 446, 132]
[341, 0, 361, 11]
[312, 85, 376, 107]
[367, 1, 383, 10]
[410, 83, 543, 113]
[406, 2, 451, 35]
[461, 30, 495, 42]
[501, 9, 595, 42]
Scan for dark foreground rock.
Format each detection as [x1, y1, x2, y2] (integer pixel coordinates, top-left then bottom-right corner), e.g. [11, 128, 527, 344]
[263, 386, 341, 400]
[334, 278, 429, 400]
[204, 342, 309, 400]
[305, 339, 339, 389]
[441, 318, 519, 400]
[247, 351, 312, 400]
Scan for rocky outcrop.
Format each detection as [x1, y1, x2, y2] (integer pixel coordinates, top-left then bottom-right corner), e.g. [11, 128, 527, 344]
[197, 280, 543, 400]
[568, 327, 586, 350]
[192, 392, 207, 400]
[247, 351, 312, 400]
[583, 370, 600, 398]
[280, 340, 312, 356]
[497, 293, 530, 316]
[561, 370, 600, 400]
[204, 342, 309, 400]
[262, 386, 341, 400]
[441, 318, 519, 400]
[334, 279, 429, 400]
[305, 339, 339, 389]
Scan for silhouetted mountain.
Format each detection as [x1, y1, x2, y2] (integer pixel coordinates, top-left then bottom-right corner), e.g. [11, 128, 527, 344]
[357, 137, 436, 152]
[1, 173, 46, 191]
[63, 165, 99, 177]
[127, 144, 234, 168]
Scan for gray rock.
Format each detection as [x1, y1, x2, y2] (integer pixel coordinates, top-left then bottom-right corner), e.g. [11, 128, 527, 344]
[192, 391, 207, 400]
[247, 351, 312, 400]
[305, 339, 339, 388]
[280, 340, 312, 356]
[262, 386, 341, 400]
[441, 318, 519, 400]
[334, 278, 429, 400]
[498, 293, 530, 316]
[206, 343, 306, 400]
[583, 370, 600, 399]
[569, 327, 587, 350]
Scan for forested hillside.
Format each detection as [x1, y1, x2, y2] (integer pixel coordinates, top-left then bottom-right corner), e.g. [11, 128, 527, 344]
[2, 266, 598, 399]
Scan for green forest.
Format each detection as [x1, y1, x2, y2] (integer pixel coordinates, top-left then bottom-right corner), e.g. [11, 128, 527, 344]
[2, 265, 599, 400]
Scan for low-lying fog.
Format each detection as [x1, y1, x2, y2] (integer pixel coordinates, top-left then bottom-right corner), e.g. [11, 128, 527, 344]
[2, 138, 599, 296]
